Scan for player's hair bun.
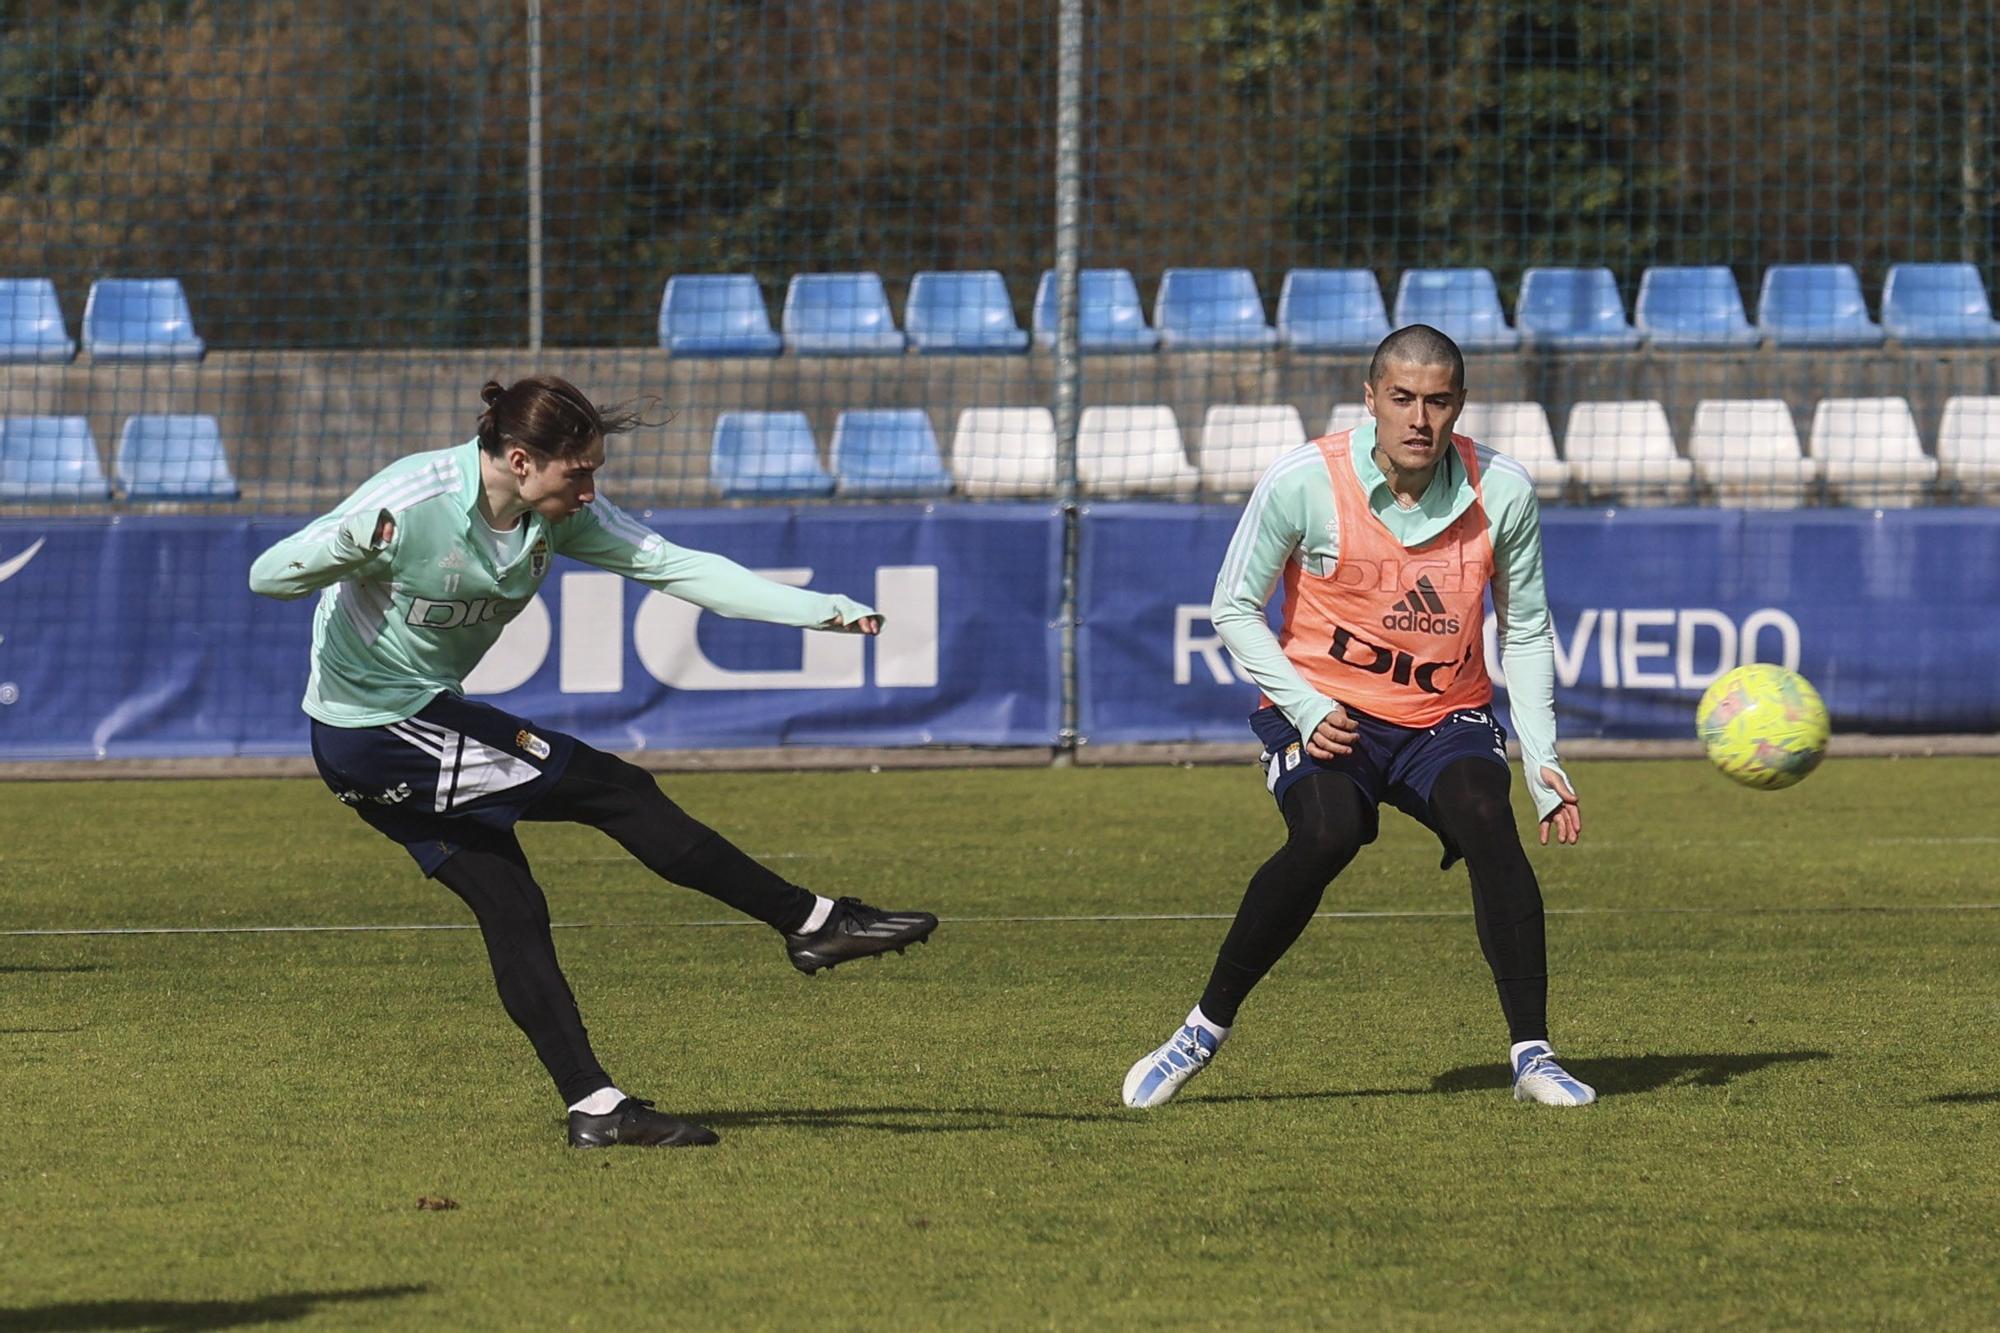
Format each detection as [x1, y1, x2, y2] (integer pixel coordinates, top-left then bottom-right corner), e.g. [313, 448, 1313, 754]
[479, 380, 507, 408]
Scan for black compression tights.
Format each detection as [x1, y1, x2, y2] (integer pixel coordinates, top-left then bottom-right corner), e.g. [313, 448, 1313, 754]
[1197, 759, 1550, 1043]
[431, 745, 820, 1103]
[521, 745, 818, 932]
[434, 837, 611, 1106]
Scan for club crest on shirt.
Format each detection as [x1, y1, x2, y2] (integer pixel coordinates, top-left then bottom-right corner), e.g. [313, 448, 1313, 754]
[515, 729, 551, 760]
[530, 538, 549, 578]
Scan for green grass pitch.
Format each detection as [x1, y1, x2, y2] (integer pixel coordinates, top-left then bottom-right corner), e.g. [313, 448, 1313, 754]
[3, 757, 1997, 1328]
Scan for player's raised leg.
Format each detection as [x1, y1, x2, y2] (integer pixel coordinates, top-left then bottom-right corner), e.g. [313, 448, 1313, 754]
[521, 746, 936, 973]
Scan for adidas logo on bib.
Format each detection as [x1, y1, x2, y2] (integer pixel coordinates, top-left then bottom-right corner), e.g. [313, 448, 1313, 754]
[1380, 575, 1461, 636]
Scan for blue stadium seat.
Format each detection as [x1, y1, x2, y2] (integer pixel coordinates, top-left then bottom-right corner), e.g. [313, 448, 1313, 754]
[1032, 268, 1159, 352]
[0, 278, 76, 362]
[83, 277, 206, 360]
[1276, 269, 1391, 352]
[657, 275, 782, 356]
[710, 412, 835, 498]
[1391, 268, 1520, 351]
[0, 416, 109, 500]
[781, 273, 906, 355]
[904, 271, 1028, 354]
[1757, 264, 1884, 347]
[1634, 266, 1760, 348]
[116, 415, 239, 500]
[1152, 268, 1277, 349]
[1880, 263, 2000, 345]
[830, 410, 952, 496]
[1514, 267, 1641, 349]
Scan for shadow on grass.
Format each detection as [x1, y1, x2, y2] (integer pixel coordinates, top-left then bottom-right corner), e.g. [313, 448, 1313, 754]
[1191, 1050, 1834, 1104]
[0, 1285, 427, 1331]
[1928, 1090, 2000, 1105]
[1469, 1050, 1833, 1095]
[0, 965, 99, 974]
[689, 1104, 1128, 1134]
[0, 1027, 84, 1035]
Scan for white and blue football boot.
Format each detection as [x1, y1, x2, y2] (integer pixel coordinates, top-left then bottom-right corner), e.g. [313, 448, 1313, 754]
[1121, 1023, 1221, 1108]
[1511, 1042, 1597, 1106]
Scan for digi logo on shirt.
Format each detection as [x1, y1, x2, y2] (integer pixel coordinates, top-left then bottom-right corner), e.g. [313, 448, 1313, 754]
[1330, 552, 1486, 595]
[1327, 624, 1475, 695]
[405, 597, 522, 629]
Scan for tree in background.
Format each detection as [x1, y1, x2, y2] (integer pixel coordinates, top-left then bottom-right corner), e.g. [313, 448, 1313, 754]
[0, 0, 1991, 349]
[1193, 0, 1685, 301]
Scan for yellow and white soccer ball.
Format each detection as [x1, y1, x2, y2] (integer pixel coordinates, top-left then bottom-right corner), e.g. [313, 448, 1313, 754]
[1695, 664, 1831, 790]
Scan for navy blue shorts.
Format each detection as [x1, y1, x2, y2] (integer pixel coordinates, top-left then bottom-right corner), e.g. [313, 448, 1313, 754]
[1250, 703, 1510, 868]
[310, 693, 578, 876]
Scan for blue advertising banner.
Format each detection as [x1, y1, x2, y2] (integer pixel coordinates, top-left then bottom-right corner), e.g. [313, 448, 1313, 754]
[1079, 505, 2000, 743]
[0, 506, 1064, 759]
[2, 505, 1995, 760]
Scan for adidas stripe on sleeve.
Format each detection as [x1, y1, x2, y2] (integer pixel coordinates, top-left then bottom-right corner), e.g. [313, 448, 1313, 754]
[1210, 442, 1344, 743]
[552, 496, 880, 629]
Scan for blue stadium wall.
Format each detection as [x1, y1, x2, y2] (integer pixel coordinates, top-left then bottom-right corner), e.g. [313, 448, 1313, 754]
[0, 505, 1995, 760]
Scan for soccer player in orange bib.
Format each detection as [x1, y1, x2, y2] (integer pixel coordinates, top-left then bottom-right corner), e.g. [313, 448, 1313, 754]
[1122, 325, 1594, 1109]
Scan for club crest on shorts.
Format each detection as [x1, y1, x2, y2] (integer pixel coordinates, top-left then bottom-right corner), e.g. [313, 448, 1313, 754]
[1284, 741, 1302, 771]
[515, 729, 551, 760]
[530, 538, 549, 578]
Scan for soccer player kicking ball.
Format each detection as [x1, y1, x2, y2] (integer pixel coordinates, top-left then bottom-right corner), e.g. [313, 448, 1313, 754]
[1122, 326, 1594, 1110]
[251, 376, 936, 1149]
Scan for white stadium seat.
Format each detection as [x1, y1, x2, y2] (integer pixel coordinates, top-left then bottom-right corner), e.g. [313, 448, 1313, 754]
[1199, 405, 1307, 493]
[950, 406, 1057, 497]
[1936, 396, 2000, 503]
[1456, 401, 1568, 500]
[1324, 402, 1371, 435]
[1807, 397, 1938, 508]
[1562, 400, 1694, 504]
[1687, 399, 1819, 508]
[1078, 405, 1198, 497]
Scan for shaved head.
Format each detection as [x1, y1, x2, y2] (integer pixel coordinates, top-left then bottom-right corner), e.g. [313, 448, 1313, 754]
[1368, 324, 1465, 392]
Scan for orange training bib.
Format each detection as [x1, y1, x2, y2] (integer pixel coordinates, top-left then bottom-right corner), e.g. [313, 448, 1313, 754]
[1274, 430, 1494, 728]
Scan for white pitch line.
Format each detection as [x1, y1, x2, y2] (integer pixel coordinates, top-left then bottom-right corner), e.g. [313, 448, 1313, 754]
[10, 839, 1994, 876]
[1574, 835, 2000, 850]
[5, 902, 1999, 939]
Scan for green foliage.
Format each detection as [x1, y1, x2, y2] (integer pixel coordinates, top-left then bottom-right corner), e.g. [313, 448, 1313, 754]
[334, 20, 516, 347]
[0, 0, 1992, 347]
[580, 98, 850, 319]
[0, 0, 191, 190]
[1196, 0, 1683, 294]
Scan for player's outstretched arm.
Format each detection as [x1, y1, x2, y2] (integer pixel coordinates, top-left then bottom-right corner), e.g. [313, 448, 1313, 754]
[247, 506, 396, 600]
[555, 496, 881, 630]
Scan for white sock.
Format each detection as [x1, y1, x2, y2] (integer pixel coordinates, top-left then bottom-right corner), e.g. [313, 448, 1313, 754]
[1187, 1005, 1231, 1045]
[1510, 1040, 1553, 1067]
[797, 895, 836, 934]
[568, 1085, 627, 1116]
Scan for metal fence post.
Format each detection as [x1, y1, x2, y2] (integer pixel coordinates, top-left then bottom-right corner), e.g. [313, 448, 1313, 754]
[1053, 0, 1084, 763]
[526, 0, 545, 352]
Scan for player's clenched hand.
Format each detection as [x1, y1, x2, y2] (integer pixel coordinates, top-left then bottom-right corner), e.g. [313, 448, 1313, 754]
[373, 512, 396, 546]
[1537, 766, 1582, 846]
[822, 614, 882, 636]
[1306, 704, 1359, 759]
